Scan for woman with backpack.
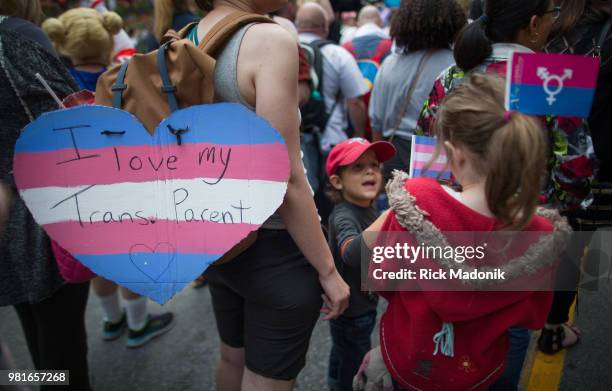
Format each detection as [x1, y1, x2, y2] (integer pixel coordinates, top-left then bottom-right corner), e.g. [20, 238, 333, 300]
[368, 0, 466, 181]
[189, 1, 350, 390]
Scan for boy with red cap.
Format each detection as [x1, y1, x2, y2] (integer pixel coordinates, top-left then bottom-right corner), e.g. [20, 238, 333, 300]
[324, 137, 396, 391]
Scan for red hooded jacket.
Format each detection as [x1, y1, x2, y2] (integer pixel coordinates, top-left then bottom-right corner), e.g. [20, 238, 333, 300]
[374, 175, 570, 391]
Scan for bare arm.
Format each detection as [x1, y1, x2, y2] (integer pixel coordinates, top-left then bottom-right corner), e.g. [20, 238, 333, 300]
[346, 96, 366, 138]
[241, 24, 349, 318]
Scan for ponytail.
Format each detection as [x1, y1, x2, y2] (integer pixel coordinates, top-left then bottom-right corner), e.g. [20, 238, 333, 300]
[433, 73, 547, 230]
[453, 0, 551, 71]
[485, 112, 546, 230]
[453, 18, 492, 71]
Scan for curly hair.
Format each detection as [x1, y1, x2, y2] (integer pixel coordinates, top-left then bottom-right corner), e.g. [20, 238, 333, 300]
[390, 0, 467, 53]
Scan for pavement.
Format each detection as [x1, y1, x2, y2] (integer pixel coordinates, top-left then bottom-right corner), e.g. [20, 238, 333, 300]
[2, 231, 611, 390]
[0, 283, 383, 391]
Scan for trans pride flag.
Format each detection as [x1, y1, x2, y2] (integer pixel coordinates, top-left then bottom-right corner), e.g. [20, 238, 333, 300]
[409, 135, 451, 181]
[506, 52, 600, 118]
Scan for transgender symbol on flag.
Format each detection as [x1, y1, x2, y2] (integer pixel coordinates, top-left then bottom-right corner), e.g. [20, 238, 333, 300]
[536, 67, 573, 106]
[409, 135, 451, 181]
[506, 52, 600, 118]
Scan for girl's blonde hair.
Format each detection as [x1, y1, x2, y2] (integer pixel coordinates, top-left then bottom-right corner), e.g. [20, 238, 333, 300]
[42, 7, 122, 63]
[154, 0, 192, 41]
[0, 0, 43, 25]
[432, 73, 547, 230]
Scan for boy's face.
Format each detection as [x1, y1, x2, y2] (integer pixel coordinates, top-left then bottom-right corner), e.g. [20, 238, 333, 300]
[331, 150, 382, 207]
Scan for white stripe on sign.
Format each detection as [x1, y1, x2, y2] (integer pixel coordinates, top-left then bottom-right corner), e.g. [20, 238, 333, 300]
[20, 178, 287, 226]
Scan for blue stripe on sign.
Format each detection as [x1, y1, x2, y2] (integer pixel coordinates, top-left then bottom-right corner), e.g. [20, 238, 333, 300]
[412, 168, 451, 180]
[16, 103, 284, 153]
[75, 252, 221, 304]
[413, 135, 437, 146]
[508, 84, 596, 118]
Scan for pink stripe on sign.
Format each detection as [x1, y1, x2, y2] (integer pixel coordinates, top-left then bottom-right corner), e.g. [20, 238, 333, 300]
[512, 53, 599, 89]
[413, 144, 437, 154]
[44, 220, 258, 255]
[411, 161, 448, 172]
[14, 143, 289, 189]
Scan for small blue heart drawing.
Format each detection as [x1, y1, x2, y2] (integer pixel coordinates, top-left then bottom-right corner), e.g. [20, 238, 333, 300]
[13, 103, 290, 304]
[129, 243, 176, 283]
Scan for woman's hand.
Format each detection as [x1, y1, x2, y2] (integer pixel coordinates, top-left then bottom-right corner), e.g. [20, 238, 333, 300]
[319, 267, 350, 320]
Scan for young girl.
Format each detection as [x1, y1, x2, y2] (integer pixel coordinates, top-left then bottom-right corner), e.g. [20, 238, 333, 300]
[43, 7, 121, 91]
[43, 8, 175, 348]
[355, 73, 571, 391]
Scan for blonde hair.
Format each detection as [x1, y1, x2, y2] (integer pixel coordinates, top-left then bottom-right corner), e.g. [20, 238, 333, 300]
[0, 0, 43, 25]
[154, 0, 191, 41]
[431, 73, 547, 230]
[42, 7, 122, 64]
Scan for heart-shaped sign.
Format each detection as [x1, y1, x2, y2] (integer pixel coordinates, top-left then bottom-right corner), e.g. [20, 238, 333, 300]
[13, 103, 290, 304]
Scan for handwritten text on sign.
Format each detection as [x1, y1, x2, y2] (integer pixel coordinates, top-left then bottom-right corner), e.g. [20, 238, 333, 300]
[13, 104, 290, 303]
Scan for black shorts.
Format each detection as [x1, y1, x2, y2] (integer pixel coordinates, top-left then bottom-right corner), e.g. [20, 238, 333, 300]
[204, 229, 322, 380]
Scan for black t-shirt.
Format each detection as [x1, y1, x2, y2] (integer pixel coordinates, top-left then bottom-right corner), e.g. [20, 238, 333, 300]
[328, 201, 379, 317]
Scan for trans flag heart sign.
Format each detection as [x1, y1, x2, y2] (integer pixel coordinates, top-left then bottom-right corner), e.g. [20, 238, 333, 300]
[409, 135, 451, 181]
[505, 52, 600, 118]
[13, 103, 290, 304]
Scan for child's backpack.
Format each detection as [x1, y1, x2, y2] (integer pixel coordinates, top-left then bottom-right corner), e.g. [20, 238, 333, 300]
[343, 37, 392, 139]
[95, 12, 273, 264]
[342, 37, 392, 91]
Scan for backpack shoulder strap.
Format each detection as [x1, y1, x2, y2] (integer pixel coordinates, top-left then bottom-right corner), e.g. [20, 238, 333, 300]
[596, 16, 612, 57]
[111, 60, 129, 109]
[199, 12, 273, 56]
[157, 42, 179, 112]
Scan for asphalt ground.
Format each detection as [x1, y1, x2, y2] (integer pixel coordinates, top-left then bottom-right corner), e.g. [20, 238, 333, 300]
[0, 284, 383, 391]
[2, 230, 611, 390]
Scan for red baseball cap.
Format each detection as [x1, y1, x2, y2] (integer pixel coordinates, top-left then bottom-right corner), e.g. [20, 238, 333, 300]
[325, 138, 396, 176]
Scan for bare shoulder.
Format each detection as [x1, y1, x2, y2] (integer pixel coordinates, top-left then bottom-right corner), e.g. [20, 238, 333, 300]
[241, 22, 298, 62]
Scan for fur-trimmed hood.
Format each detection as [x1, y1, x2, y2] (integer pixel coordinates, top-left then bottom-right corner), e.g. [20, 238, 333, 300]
[385, 171, 573, 287]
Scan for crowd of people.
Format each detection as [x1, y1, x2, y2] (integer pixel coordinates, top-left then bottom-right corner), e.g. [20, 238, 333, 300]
[1, 0, 611, 390]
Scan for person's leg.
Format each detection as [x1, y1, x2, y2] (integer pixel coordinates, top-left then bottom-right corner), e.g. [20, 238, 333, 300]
[12, 302, 41, 369]
[329, 312, 377, 391]
[30, 282, 91, 391]
[539, 225, 593, 353]
[206, 278, 246, 391]
[489, 327, 530, 391]
[241, 231, 322, 390]
[241, 368, 295, 391]
[328, 318, 348, 391]
[217, 342, 245, 391]
[92, 277, 125, 340]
